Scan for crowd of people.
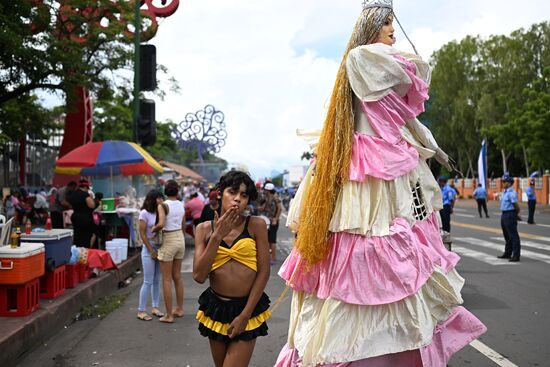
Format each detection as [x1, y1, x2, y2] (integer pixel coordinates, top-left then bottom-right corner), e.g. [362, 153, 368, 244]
[0, 180, 108, 248]
[0, 176, 285, 253]
[1, 186, 56, 227]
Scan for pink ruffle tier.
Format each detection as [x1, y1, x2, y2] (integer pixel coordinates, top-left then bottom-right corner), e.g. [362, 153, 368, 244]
[349, 133, 419, 182]
[275, 306, 487, 367]
[279, 213, 459, 306]
[349, 55, 430, 182]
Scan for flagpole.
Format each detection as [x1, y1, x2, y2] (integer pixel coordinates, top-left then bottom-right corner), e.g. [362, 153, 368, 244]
[484, 138, 489, 190]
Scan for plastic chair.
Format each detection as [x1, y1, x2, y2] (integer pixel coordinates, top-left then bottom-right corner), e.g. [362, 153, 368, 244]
[0, 217, 13, 247]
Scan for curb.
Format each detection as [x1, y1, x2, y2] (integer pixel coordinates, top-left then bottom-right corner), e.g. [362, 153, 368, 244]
[0, 252, 142, 367]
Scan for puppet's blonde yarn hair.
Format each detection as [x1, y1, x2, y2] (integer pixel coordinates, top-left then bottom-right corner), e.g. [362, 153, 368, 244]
[295, 7, 392, 267]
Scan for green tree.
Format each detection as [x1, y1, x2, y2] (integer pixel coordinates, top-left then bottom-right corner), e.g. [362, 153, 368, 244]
[425, 36, 484, 175]
[427, 22, 550, 177]
[0, 1, 134, 104]
[0, 94, 58, 141]
[488, 68, 550, 171]
[0, 0, 136, 140]
[93, 89, 134, 142]
[479, 23, 550, 175]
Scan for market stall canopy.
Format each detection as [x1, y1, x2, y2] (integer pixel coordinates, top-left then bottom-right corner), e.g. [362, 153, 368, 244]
[55, 141, 163, 176]
[159, 160, 205, 182]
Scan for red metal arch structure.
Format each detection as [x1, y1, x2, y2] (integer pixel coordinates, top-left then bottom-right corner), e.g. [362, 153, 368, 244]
[26, 1, 180, 186]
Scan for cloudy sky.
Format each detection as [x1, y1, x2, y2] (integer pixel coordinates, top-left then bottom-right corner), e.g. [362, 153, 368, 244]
[89, 1, 550, 180]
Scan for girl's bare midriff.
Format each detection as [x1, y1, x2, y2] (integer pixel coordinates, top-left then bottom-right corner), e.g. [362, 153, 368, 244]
[210, 261, 257, 298]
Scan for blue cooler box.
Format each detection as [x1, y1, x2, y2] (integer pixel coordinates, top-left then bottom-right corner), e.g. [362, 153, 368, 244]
[21, 229, 73, 271]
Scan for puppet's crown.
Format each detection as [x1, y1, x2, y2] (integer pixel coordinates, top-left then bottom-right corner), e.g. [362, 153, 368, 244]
[362, 0, 393, 10]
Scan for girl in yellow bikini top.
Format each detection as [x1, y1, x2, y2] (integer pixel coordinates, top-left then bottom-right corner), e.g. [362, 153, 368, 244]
[210, 216, 258, 272]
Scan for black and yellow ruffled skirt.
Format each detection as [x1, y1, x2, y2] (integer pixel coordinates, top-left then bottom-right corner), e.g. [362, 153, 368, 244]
[196, 287, 270, 342]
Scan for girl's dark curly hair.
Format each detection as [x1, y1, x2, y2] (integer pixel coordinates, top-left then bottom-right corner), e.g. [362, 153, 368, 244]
[216, 170, 258, 202]
[141, 189, 163, 213]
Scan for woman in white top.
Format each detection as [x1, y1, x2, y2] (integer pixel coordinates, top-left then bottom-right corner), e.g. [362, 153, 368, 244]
[137, 189, 164, 321]
[153, 180, 186, 323]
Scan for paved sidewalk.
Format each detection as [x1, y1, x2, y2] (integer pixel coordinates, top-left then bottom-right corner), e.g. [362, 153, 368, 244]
[1, 233, 196, 367]
[1, 252, 142, 367]
[456, 198, 550, 214]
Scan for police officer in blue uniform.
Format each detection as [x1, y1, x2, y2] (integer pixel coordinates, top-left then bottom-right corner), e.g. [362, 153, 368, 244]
[438, 176, 456, 233]
[526, 179, 537, 224]
[473, 183, 489, 218]
[498, 176, 521, 262]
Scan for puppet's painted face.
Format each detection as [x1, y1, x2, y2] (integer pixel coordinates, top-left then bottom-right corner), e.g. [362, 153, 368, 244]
[377, 15, 395, 45]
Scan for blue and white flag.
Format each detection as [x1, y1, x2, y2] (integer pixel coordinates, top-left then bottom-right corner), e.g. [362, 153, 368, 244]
[477, 139, 487, 189]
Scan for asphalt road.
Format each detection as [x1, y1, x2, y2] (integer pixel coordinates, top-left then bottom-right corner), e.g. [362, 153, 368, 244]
[14, 200, 550, 367]
[445, 201, 550, 367]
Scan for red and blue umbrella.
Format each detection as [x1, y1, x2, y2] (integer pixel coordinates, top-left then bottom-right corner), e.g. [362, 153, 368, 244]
[55, 141, 163, 176]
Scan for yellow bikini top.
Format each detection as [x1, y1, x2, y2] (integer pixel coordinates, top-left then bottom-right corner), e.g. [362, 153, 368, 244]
[210, 216, 257, 272]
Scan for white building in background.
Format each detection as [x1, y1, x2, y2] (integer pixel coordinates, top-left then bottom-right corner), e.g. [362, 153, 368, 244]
[284, 165, 308, 187]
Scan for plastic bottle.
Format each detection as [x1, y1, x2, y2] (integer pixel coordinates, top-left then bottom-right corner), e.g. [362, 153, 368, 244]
[25, 219, 32, 235]
[45, 217, 52, 230]
[10, 230, 18, 249]
[15, 227, 22, 247]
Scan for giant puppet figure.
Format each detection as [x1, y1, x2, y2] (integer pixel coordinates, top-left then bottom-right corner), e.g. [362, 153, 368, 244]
[275, 1, 486, 366]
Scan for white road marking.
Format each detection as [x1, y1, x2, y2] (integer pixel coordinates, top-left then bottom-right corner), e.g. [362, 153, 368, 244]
[469, 340, 519, 367]
[281, 213, 288, 220]
[456, 237, 550, 264]
[490, 237, 550, 251]
[452, 243, 516, 266]
[518, 221, 550, 228]
[453, 207, 467, 212]
[454, 213, 476, 218]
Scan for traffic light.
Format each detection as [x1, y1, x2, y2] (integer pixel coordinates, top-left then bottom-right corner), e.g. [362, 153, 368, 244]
[140, 44, 157, 91]
[138, 99, 156, 146]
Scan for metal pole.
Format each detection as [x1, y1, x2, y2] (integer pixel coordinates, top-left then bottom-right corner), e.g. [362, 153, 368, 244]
[110, 166, 114, 198]
[132, 2, 143, 198]
[133, 1, 141, 143]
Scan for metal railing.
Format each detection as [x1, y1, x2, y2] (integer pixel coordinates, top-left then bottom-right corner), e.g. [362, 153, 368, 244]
[0, 130, 62, 189]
